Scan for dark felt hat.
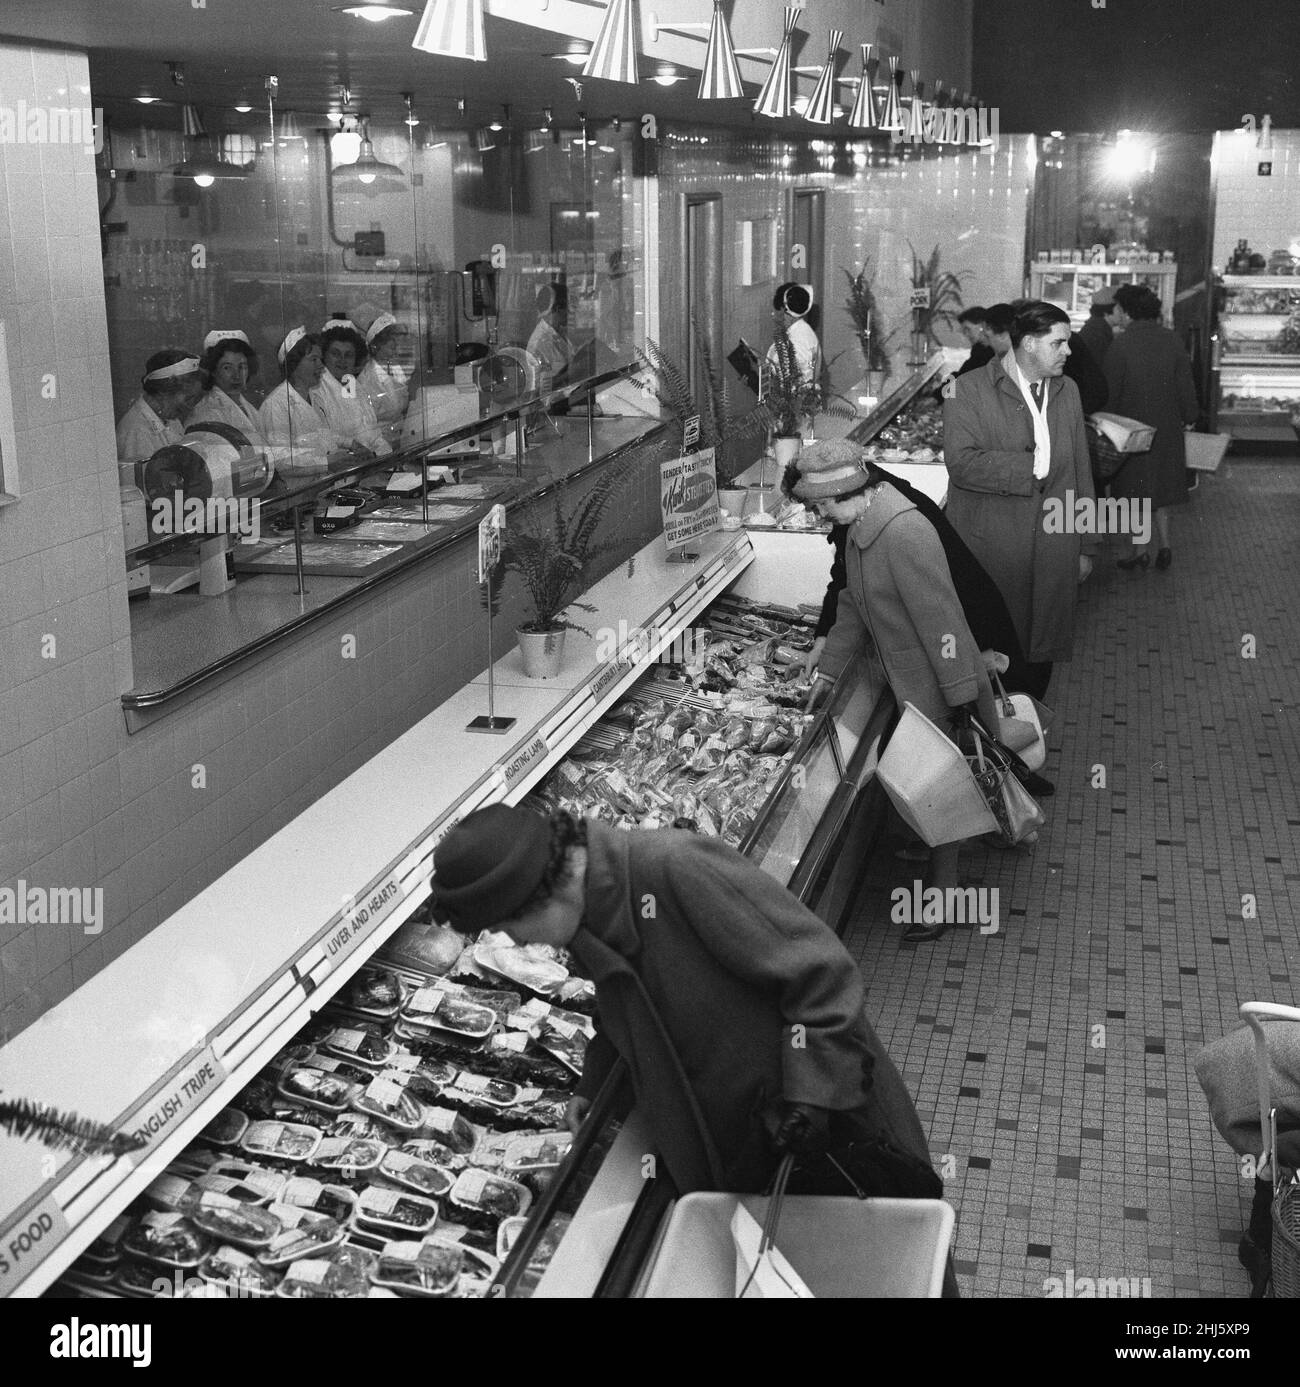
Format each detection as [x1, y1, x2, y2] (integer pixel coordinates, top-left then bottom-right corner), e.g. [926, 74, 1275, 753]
[432, 804, 551, 930]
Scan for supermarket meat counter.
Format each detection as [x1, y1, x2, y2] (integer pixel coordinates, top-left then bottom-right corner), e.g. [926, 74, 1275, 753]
[47, 579, 893, 1300]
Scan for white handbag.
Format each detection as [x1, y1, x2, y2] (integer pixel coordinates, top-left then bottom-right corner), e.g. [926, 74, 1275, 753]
[993, 673, 1046, 772]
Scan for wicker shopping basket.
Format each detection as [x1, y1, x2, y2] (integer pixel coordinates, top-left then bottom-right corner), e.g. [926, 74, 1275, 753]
[1241, 1001, 1300, 1298]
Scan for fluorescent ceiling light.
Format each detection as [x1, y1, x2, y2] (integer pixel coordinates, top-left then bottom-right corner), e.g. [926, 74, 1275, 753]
[335, 4, 416, 19]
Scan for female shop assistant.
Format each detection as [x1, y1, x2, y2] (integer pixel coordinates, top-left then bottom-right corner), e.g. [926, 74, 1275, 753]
[798, 440, 1001, 943]
[766, 282, 821, 385]
[312, 318, 391, 457]
[432, 805, 944, 1212]
[189, 330, 271, 445]
[260, 328, 365, 474]
[357, 313, 413, 443]
[115, 349, 203, 462]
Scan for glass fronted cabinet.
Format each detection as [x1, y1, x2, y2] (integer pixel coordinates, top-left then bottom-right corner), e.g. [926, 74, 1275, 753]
[1212, 276, 1300, 446]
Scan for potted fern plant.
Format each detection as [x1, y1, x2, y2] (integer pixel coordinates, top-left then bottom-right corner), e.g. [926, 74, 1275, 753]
[843, 262, 895, 398]
[761, 325, 857, 469]
[908, 242, 966, 362]
[489, 463, 637, 679]
[636, 322, 769, 518]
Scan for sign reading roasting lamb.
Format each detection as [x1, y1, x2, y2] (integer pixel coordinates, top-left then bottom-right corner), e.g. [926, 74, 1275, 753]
[659, 447, 720, 551]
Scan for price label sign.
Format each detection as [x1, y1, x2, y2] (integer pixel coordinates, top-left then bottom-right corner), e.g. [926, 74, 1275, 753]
[682, 413, 701, 454]
[909, 287, 931, 310]
[477, 504, 506, 584]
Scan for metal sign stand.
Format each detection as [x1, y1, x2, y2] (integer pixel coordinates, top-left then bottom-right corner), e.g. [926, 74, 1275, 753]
[467, 504, 516, 733]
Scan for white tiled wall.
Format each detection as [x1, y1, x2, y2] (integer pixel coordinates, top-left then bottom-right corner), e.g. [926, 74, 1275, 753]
[0, 43, 130, 1037]
[1213, 128, 1300, 271]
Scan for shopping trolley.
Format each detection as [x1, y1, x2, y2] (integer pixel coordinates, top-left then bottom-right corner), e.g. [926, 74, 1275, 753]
[1240, 1002, 1300, 1298]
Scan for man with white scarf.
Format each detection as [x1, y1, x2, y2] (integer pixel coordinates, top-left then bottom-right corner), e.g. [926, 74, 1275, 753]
[942, 300, 1097, 700]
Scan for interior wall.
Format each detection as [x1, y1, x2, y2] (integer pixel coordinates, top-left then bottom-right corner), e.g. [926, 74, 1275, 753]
[1212, 129, 1300, 270]
[656, 130, 1035, 406]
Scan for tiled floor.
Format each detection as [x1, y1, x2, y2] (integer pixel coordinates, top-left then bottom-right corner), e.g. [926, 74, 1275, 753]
[841, 458, 1300, 1299]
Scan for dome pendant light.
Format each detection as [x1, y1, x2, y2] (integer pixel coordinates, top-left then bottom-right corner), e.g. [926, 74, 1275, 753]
[698, 0, 743, 100]
[803, 29, 842, 126]
[334, 117, 405, 188]
[754, 6, 800, 119]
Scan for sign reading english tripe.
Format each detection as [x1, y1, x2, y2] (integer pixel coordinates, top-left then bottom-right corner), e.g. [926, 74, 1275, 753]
[660, 447, 720, 551]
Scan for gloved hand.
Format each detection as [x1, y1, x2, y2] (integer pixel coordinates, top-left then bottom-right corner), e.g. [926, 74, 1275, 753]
[767, 1102, 831, 1158]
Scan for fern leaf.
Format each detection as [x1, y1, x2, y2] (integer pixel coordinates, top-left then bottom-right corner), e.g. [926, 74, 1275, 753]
[0, 1096, 147, 1160]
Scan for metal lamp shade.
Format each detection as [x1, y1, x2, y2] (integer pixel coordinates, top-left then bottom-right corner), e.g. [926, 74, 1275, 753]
[583, 0, 640, 83]
[848, 43, 880, 129]
[880, 56, 904, 133]
[412, 0, 486, 61]
[905, 71, 925, 141]
[698, 0, 743, 100]
[803, 29, 842, 125]
[754, 6, 800, 119]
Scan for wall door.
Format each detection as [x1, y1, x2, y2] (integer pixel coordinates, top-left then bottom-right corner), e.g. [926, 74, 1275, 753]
[683, 193, 723, 410]
[790, 189, 826, 338]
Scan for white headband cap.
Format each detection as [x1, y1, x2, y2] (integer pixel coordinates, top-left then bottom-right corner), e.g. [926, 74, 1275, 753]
[143, 356, 200, 385]
[365, 312, 398, 344]
[203, 329, 251, 352]
[278, 326, 308, 365]
[321, 318, 359, 335]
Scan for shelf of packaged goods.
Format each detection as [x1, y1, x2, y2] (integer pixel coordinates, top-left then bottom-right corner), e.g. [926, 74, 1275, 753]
[0, 527, 754, 1298]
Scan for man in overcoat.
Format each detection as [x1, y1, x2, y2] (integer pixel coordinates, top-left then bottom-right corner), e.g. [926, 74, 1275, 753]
[942, 300, 1098, 699]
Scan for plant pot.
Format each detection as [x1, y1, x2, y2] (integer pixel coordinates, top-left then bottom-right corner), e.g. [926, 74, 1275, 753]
[717, 488, 748, 519]
[772, 435, 803, 470]
[517, 627, 567, 679]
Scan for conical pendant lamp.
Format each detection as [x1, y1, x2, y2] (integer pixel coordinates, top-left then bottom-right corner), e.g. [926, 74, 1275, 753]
[848, 42, 880, 129]
[583, 0, 640, 84]
[698, 0, 742, 100]
[905, 70, 925, 142]
[754, 6, 800, 119]
[880, 55, 904, 134]
[803, 29, 842, 125]
[411, 0, 486, 62]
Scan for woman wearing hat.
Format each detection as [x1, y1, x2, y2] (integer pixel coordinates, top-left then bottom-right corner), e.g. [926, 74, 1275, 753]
[797, 439, 1001, 943]
[312, 318, 391, 457]
[260, 328, 362, 474]
[357, 313, 413, 442]
[432, 804, 945, 1226]
[115, 349, 203, 462]
[189, 331, 271, 445]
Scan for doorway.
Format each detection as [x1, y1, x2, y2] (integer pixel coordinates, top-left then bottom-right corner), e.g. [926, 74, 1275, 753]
[683, 193, 722, 410]
[790, 189, 826, 339]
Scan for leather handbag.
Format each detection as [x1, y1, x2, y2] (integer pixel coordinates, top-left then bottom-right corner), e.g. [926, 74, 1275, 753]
[964, 714, 1046, 847]
[992, 672, 1047, 771]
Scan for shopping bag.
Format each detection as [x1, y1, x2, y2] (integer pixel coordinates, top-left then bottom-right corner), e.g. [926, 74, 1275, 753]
[1184, 431, 1230, 473]
[1087, 412, 1156, 453]
[731, 1203, 815, 1299]
[875, 703, 998, 847]
[964, 715, 1045, 847]
[992, 673, 1046, 771]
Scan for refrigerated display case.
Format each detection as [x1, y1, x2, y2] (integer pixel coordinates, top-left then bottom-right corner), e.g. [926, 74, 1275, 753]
[2, 515, 896, 1300]
[1029, 260, 1178, 329]
[1212, 276, 1300, 448]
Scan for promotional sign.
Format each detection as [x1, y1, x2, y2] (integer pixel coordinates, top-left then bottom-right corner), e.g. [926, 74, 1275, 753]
[909, 286, 931, 310]
[476, 503, 506, 584]
[682, 413, 701, 454]
[660, 447, 720, 550]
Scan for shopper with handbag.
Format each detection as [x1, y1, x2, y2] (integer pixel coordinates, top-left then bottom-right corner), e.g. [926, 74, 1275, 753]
[431, 806, 947, 1222]
[796, 441, 1003, 942]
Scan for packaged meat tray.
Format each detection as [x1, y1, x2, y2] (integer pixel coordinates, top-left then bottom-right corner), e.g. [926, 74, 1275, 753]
[353, 1186, 441, 1237]
[257, 1207, 346, 1266]
[528, 1016, 587, 1076]
[502, 1131, 573, 1175]
[400, 986, 496, 1038]
[181, 1191, 281, 1248]
[378, 1149, 456, 1198]
[445, 1071, 522, 1109]
[122, 1212, 211, 1269]
[199, 1108, 249, 1148]
[472, 938, 570, 997]
[278, 1177, 357, 1222]
[318, 1025, 396, 1068]
[370, 1240, 462, 1297]
[276, 1065, 360, 1114]
[350, 1075, 425, 1132]
[338, 966, 406, 1019]
[274, 1252, 369, 1299]
[241, 1120, 323, 1163]
[449, 1169, 532, 1220]
[201, 1159, 287, 1203]
[199, 1246, 281, 1298]
[308, 1137, 386, 1174]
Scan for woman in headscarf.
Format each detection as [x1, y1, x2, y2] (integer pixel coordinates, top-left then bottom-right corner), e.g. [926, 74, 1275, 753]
[189, 330, 270, 445]
[356, 313, 413, 443]
[311, 318, 390, 457]
[259, 328, 359, 474]
[115, 349, 203, 462]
